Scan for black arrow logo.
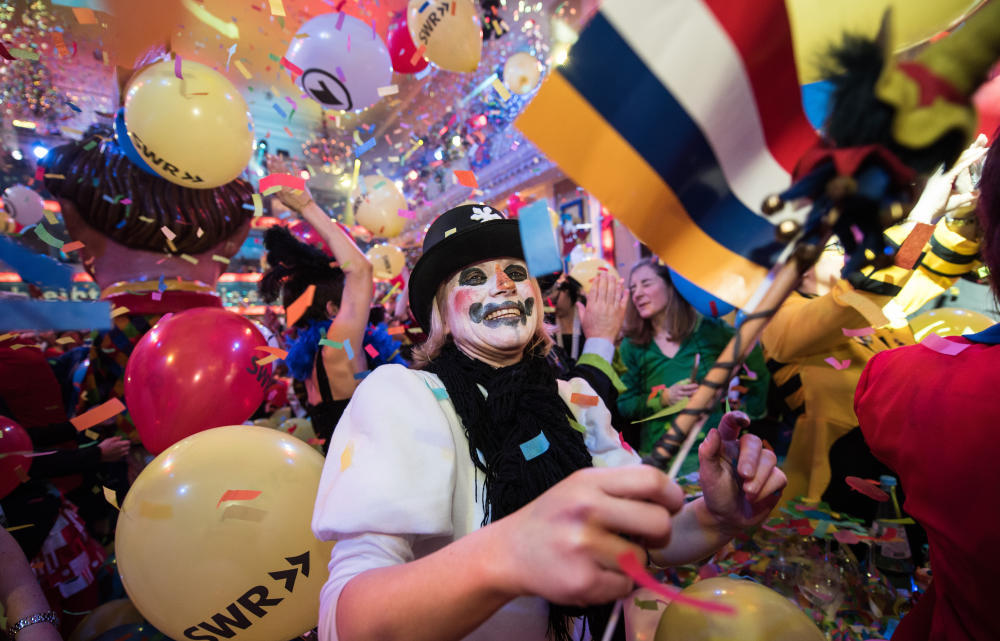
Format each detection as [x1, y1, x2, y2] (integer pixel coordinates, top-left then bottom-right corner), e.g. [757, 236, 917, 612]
[267, 551, 311, 593]
[301, 69, 353, 111]
[312, 80, 342, 107]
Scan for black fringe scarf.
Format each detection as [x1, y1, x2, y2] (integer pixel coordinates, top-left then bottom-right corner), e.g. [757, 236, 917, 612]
[425, 342, 622, 641]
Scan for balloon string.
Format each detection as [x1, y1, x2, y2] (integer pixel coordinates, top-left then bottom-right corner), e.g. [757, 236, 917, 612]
[616, 551, 737, 615]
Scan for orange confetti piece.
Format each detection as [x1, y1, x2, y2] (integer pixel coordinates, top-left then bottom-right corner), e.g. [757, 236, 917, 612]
[72, 7, 96, 23]
[285, 284, 315, 327]
[70, 398, 126, 431]
[453, 170, 478, 188]
[103, 486, 120, 510]
[217, 489, 262, 507]
[255, 346, 289, 359]
[570, 393, 599, 407]
[62, 240, 85, 253]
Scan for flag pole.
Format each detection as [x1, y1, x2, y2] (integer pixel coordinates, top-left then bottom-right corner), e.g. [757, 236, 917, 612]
[644, 237, 829, 474]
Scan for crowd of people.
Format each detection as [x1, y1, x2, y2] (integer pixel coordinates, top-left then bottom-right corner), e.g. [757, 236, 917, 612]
[2, 52, 998, 641]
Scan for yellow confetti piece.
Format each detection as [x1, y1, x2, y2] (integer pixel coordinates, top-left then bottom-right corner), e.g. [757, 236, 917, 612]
[262, 185, 282, 196]
[110, 306, 130, 318]
[212, 254, 230, 264]
[61, 127, 84, 136]
[5, 524, 34, 532]
[340, 440, 354, 471]
[377, 85, 399, 97]
[138, 216, 155, 223]
[43, 173, 66, 179]
[102, 50, 109, 66]
[103, 486, 120, 510]
[251, 193, 263, 217]
[43, 210, 58, 225]
[268, 0, 286, 16]
[492, 77, 511, 101]
[255, 354, 279, 366]
[165, 237, 177, 253]
[444, 228, 457, 237]
[234, 59, 252, 79]
[84, 429, 99, 440]
[56, 336, 75, 344]
[179, 253, 199, 265]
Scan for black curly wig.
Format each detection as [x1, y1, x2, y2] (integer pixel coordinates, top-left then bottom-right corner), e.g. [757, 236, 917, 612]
[259, 225, 345, 328]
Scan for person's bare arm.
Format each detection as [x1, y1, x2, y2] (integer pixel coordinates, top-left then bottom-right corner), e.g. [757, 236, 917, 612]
[0, 529, 62, 641]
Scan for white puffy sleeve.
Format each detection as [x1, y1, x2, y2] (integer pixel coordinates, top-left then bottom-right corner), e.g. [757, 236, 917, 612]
[558, 376, 641, 468]
[312, 364, 459, 540]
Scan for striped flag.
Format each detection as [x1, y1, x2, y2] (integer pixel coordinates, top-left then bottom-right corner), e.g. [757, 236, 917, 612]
[517, 0, 820, 309]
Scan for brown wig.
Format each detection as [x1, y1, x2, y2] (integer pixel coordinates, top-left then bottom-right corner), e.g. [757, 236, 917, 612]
[41, 130, 253, 255]
[259, 225, 345, 329]
[624, 257, 698, 346]
[976, 128, 1000, 304]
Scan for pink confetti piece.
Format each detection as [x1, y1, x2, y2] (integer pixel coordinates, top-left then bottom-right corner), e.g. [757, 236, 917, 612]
[741, 363, 758, 380]
[845, 476, 890, 502]
[336, 11, 346, 29]
[833, 529, 862, 545]
[260, 173, 306, 192]
[842, 326, 875, 337]
[397, 208, 415, 219]
[619, 431, 633, 454]
[280, 56, 303, 76]
[850, 224, 863, 244]
[618, 551, 736, 615]
[174, 54, 183, 79]
[335, 66, 346, 82]
[921, 333, 971, 356]
[647, 384, 666, 402]
[824, 356, 850, 370]
[364, 344, 379, 358]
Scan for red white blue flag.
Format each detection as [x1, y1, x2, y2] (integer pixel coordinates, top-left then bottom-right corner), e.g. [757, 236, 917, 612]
[517, 0, 820, 308]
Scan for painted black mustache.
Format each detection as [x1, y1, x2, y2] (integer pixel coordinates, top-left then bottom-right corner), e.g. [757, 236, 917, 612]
[469, 298, 535, 326]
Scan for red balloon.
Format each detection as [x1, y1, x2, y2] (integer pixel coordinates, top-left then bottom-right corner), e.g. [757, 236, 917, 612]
[974, 70, 1000, 142]
[0, 416, 32, 499]
[288, 220, 333, 257]
[388, 14, 429, 74]
[124, 308, 270, 454]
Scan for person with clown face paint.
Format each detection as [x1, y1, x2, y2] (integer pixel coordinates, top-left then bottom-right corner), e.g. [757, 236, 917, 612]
[311, 205, 786, 641]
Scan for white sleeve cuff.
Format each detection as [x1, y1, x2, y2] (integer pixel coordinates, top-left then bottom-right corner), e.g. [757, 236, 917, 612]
[581, 337, 615, 364]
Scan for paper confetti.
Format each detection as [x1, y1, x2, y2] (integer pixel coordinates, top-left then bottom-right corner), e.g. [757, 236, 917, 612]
[492, 77, 511, 101]
[280, 56, 303, 76]
[110, 306, 130, 318]
[377, 85, 399, 97]
[397, 208, 415, 219]
[824, 357, 851, 370]
[921, 333, 971, 356]
[285, 284, 315, 327]
[355, 137, 376, 156]
[409, 44, 426, 66]
[260, 173, 306, 192]
[894, 222, 935, 270]
[225, 44, 237, 71]
[268, 0, 286, 16]
[842, 326, 875, 337]
[340, 440, 354, 471]
[364, 344, 379, 359]
[34, 225, 64, 249]
[251, 193, 263, 217]
[519, 431, 550, 461]
[255, 346, 288, 359]
[217, 489, 262, 508]
[174, 54, 183, 79]
[103, 487, 120, 510]
[61, 240, 85, 253]
[234, 59, 252, 79]
[70, 398, 126, 431]
[845, 476, 890, 502]
[647, 384, 666, 402]
[160, 225, 177, 241]
[618, 551, 736, 614]
[570, 393, 599, 407]
[453, 170, 478, 188]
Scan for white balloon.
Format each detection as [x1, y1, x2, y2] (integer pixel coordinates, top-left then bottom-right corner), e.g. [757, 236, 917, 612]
[286, 13, 393, 112]
[2, 185, 45, 226]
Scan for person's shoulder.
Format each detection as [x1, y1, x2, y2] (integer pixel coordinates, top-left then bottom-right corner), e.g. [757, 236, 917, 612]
[355, 364, 439, 398]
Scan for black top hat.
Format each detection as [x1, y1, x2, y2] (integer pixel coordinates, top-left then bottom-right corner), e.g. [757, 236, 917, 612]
[408, 204, 522, 330]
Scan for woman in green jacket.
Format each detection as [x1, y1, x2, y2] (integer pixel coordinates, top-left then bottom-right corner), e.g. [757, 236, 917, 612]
[618, 258, 769, 463]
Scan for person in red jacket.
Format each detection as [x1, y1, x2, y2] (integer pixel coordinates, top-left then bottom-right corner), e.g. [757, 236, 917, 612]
[854, 137, 1000, 641]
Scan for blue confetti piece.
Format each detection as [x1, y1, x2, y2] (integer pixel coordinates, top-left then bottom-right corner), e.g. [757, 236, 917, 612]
[273, 103, 287, 119]
[517, 199, 563, 277]
[418, 0, 429, 12]
[343, 338, 354, 360]
[0, 235, 74, 289]
[0, 299, 112, 331]
[354, 137, 376, 157]
[157, 275, 166, 292]
[115, 217, 127, 229]
[353, 370, 370, 380]
[430, 387, 449, 400]
[519, 431, 550, 461]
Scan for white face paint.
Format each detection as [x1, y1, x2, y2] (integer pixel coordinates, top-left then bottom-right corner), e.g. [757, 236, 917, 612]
[441, 257, 540, 367]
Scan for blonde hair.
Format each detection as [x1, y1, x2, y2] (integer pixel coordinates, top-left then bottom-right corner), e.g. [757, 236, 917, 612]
[411, 281, 553, 368]
[623, 257, 698, 346]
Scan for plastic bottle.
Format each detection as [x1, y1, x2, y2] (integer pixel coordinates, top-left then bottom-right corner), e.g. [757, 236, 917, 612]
[871, 475, 915, 586]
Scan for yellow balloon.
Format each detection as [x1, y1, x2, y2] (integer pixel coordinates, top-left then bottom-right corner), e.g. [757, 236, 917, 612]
[354, 175, 408, 238]
[407, 0, 482, 73]
[116, 425, 333, 641]
[124, 59, 254, 189]
[909, 307, 995, 341]
[279, 418, 319, 450]
[655, 578, 825, 641]
[68, 598, 145, 641]
[569, 257, 620, 295]
[787, 0, 984, 84]
[366, 243, 406, 280]
[503, 52, 543, 95]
